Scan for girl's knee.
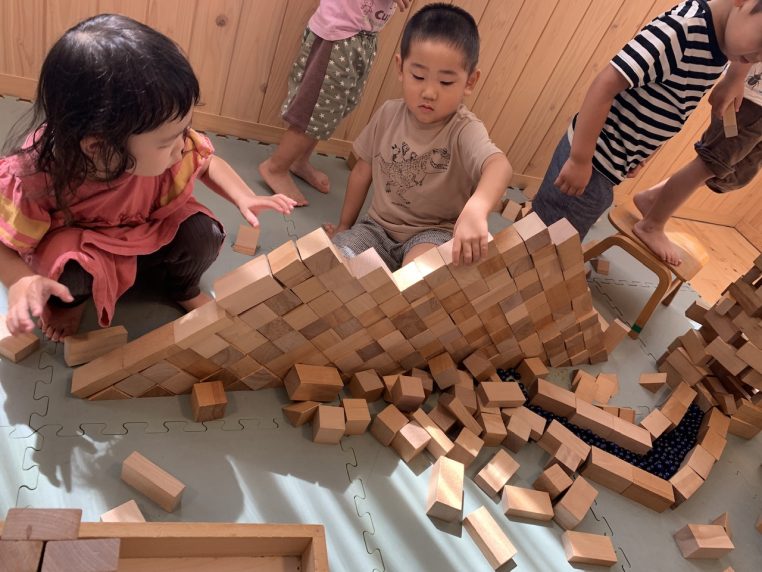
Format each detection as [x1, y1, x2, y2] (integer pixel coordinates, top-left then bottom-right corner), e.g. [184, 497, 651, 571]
[176, 213, 224, 261]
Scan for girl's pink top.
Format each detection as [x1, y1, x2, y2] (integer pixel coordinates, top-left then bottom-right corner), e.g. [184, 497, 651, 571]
[308, 0, 397, 40]
[0, 129, 218, 326]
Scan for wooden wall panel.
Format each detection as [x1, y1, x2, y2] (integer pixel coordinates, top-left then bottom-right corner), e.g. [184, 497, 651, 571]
[1, 0, 761, 230]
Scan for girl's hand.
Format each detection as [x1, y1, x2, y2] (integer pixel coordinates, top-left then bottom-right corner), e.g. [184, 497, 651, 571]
[237, 194, 296, 227]
[322, 222, 349, 239]
[394, 0, 411, 11]
[554, 157, 592, 196]
[7, 275, 73, 334]
[453, 207, 488, 266]
[709, 76, 745, 118]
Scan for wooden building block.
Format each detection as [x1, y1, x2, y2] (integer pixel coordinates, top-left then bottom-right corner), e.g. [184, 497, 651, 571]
[121, 451, 185, 512]
[581, 446, 633, 494]
[1, 508, 81, 540]
[428, 352, 460, 389]
[670, 465, 704, 506]
[232, 223, 260, 255]
[463, 506, 517, 570]
[502, 406, 546, 441]
[710, 513, 732, 540]
[562, 531, 617, 567]
[213, 255, 282, 315]
[594, 373, 619, 404]
[533, 464, 573, 500]
[342, 398, 371, 435]
[529, 378, 576, 418]
[622, 467, 674, 512]
[312, 405, 345, 444]
[501, 485, 553, 521]
[190, 381, 227, 422]
[618, 407, 636, 424]
[429, 402, 457, 432]
[639, 372, 667, 393]
[439, 393, 482, 436]
[391, 421, 431, 462]
[99, 500, 145, 523]
[513, 212, 550, 253]
[390, 375, 425, 412]
[284, 364, 343, 402]
[640, 408, 672, 439]
[501, 199, 522, 222]
[681, 445, 715, 480]
[504, 414, 531, 453]
[610, 416, 652, 455]
[348, 370, 384, 401]
[603, 318, 629, 353]
[370, 404, 409, 446]
[516, 357, 549, 389]
[537, 420, 591, 461]
[463, 350, 497, 381]
[476, 381, 525, 408]
[0, 316, 40, 363]
[553, 477, 598, 530]
[572, 370, 598, 403]
[570, 399, 614, 440]
[700, 428, 727, 461]
[267, 240, 312, 288]
[590, 257, 610, 275]
[674, 523, 734, 559]
[723, 104, 739, 137]
[426, 457, 464, 522]
[0, 540, 43, 572]
[64, 325, 128, 367]
[410, 408, 455, 458]
[477, 412, 508, 446]
[448, 427, 484, 467]
[282, 401, 320, 427]
[474, 449, 520, 497]
[42, 539, 120, 572]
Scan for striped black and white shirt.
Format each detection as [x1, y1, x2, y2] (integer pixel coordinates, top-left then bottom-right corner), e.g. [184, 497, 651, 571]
[572, 0, 727, 184]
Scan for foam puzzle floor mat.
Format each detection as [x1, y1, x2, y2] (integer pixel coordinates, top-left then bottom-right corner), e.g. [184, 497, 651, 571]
[1, 96, 760, 570]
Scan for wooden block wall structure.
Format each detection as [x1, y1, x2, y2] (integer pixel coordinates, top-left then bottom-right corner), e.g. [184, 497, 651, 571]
[42, 538, 121, 572]
[68, 216, 608, 401]
[64, 325, 128, 367]
[463, 506, 517, 570]
[121, 452, 186, 512]
[0, 539, 43, 572]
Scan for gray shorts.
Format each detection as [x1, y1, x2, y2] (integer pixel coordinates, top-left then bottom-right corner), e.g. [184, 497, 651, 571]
[532, 133, 615, 239]
[332, 216, 453, 271]
[282, 29, 377, 140]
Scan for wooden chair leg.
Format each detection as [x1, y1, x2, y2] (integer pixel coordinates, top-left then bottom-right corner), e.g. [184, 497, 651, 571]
[661, 278, 683, 307]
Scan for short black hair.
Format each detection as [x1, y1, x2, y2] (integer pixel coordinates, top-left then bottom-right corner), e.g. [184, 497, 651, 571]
[400, 3, 480, 73]
[753, 0, 762, 13]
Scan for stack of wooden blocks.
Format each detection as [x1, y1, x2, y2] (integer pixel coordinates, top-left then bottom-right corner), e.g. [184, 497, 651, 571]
[657, 256, 762, 440]
[0, 508, 120, 572]
[67, 213, 612, 401]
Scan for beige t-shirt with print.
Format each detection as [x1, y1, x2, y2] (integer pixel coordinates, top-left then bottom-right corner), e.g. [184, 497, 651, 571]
[353, 99, 503, 242]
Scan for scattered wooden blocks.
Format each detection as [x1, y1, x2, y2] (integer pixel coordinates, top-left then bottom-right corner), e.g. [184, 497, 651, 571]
[391, 421, 431, 463]
[390, 374, 425, 412]
[284, 364, 343, 402]
[348, 370, 384, 401]
[562, 530, 617, 567]
[603, 318, 629, 353]
[282, 401, 319, 427]
[669, 465, 704, 506]
[711, 512, 732, 540]
[478, 411, 508, 446]
[474, 449, 520, 497]
[501, 485, 553, 521]
[476, 381, 524, 408]
[463, 506, 517, 570]
[1, 508, 82, 540]
[501, 199, 522, 222]
[0, 540, 43, 572]
[440, 393, 482, 435]
[0, 318, 40, 363]
[639, 372, 667, 393]
[99, 500, 145, 523]
[504, 414, 531, 453]
[553, 476, 598, 530]
[312, 405, 345, 444]
[674, 523, 734, 559]
[342, 398, 371, 435]
[428, 353, 460, 389]
[190, 381, 227, 422]
[448, 427, 484, 467]
[232, 223, 260, 255]
[64, 325, 128, 367]
[533, 464, 573, 500]
[121, 451, 186, 512]
[42, 539, 120, 572]
[723, 104, 738, 138]
[426, 456, 464, 522]
[370, 404, 408, 446]
[410, 408, 455, 459]
[590, 257, 610, 275]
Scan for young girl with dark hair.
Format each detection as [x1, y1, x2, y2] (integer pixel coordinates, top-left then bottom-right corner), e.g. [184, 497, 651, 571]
[0, 14, 296, 341]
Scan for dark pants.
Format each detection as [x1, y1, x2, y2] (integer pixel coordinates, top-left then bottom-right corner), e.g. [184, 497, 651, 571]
[50, 213, 224, 308]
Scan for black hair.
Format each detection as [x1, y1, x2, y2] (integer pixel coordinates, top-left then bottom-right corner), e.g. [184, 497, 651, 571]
[753, 0, 762, 14]
[6, 14, 200, 217]
[400, 3, 480, 73]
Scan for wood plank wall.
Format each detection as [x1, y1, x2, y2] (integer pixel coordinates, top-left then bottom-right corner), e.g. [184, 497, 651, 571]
[0, 0, 760, 238]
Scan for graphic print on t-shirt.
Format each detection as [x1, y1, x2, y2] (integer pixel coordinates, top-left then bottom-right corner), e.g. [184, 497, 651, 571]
[377, 141, 450, 206]
[362, 0, 393, 28]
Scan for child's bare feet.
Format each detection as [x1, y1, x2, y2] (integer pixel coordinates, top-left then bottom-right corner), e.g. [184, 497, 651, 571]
[633, 189, 657, 218]
[259, 158, 309, 206]
[177, 292, 213, 312]
[290, 160, 331, 194]
[633, 219, 683, 266]
[39, 303, 86, 342]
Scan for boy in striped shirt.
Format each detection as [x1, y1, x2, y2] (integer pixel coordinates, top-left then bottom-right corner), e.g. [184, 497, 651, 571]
[533, 0, 762, 256]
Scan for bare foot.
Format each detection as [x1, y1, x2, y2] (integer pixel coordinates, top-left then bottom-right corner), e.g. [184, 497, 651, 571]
[258, 158, 309, 206]
[322, 223, 337, 238]
[290, 160, 331, 194]
[633, 219, 683, 266]
[177, 292, 213, 312]
[39, 303, 86, 342]
[633, 189, 657, 218]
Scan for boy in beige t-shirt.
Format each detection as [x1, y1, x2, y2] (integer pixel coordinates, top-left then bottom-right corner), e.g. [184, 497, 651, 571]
[326, 3, 511, 270]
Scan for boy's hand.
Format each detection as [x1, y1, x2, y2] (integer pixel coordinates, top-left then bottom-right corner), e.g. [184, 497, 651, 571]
[453, 207, 488, 266]
[322, 223, 349, 239]
[7, 275, 73, 334]
[554, 157, 592, 196]
[236, 194, 296, 227]
[394, 0, 411, 11]
[709, 78, 744, 118]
